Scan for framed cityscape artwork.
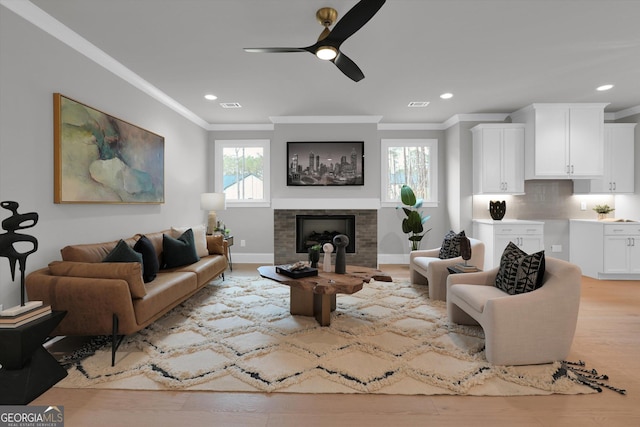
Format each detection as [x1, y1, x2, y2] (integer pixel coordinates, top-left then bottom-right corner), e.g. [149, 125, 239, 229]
[286, 141, 364, 186]
[53, 93, 165, 204]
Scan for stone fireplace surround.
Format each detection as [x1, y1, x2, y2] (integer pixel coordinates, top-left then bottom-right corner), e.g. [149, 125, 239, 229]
[274, 206, 378, 268]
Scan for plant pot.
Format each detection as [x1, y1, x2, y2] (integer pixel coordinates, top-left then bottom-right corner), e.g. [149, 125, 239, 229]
[308, 249, 320, 268]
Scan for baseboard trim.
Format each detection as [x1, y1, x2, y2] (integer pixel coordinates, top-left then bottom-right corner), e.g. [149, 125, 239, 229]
[231, 253, 409, 266]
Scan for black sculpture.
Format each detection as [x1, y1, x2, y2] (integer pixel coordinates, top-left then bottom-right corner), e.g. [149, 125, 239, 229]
[333, 234, 349, 274]
[460, 235, 472, 266]
[0, 201, 39, 307]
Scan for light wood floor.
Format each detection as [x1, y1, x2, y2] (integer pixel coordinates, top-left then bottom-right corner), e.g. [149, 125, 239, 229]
[33, 264, 638, 427]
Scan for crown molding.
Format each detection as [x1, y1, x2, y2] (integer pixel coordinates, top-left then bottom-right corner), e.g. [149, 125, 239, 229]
[269, 115, 383, 124]
[2, 0, 209, 129]
[377, 123, 446, 131]
[208, 123, 274, 131]
[609, 105, 640, 121]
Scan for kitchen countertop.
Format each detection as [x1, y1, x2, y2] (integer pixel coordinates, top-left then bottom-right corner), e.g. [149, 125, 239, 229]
[473, 219, 545, 225]
[569, 219, 639, 223]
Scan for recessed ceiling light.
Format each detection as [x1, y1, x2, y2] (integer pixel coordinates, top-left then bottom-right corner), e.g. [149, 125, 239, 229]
[597, 84, 614, 91]
[440, 92, 453, 99]
[408, 101, 429, 107]
[204, 94, 218, 100]
[220, 102, 242, 109]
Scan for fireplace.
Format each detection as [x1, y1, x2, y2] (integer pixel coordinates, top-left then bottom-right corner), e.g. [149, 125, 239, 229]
[296, 214, 356, 253]
[274, 209, 377, 268]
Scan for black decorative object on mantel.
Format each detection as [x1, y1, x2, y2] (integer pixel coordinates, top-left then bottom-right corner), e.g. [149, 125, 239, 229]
[333, 234, 349, 274]
[0, 201, 39, 310]
[489, 200, 506, 220]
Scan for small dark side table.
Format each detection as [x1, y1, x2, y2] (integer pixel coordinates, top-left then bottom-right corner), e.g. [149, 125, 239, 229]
[0, 310, 68, 404]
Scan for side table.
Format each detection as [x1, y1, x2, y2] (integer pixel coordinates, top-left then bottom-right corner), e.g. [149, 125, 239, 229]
[447, 265, 481, 274]
[224, 235, 234, 271]
[0, 310, 68, 404]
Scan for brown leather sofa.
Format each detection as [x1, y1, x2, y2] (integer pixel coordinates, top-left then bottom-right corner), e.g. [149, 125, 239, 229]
[26, 229, 228, 365]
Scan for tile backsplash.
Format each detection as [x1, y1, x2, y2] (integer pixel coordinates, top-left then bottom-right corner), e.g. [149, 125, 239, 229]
[472, 180, 615, 221]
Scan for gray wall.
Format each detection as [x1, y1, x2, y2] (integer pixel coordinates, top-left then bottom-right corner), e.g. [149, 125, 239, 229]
[0, 9, 209, 309]
[211, 125, 452, 264]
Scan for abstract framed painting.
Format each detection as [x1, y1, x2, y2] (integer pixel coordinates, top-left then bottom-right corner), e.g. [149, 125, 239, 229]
[286, 141, 364, 186]
[53, 93, 165, 204]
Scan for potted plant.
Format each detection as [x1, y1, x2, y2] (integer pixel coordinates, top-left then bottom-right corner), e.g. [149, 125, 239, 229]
[593, 204, 614, 220]
[398, 185, 431, 251]
[308, 244, 321, 268]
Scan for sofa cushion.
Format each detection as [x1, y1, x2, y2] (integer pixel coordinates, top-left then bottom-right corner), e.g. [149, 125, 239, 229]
[172, 224, 208, 258]
[207, 234, 226, 255]
[103, 239, 142, 264]
[162, 228, 200, 269]
[48, 260, 147, 299]
[61, 240, 119, 263]
[134, 235, 160, 283]
[439, 230, 465, 259]
[495, 241, 546, 295]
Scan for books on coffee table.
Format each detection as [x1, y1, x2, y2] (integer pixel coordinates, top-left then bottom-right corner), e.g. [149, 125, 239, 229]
[275, 265, 318, 278]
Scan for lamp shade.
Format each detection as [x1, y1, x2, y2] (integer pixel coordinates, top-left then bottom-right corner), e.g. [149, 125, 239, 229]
[200, 193, 226, 211]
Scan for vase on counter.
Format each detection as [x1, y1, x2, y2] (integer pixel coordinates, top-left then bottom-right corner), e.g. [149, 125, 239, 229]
[489, 200, 506, 220]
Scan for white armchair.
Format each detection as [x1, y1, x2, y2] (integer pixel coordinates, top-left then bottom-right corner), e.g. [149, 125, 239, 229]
[446, 257, 582, 366]
[409, 237, 485, 301]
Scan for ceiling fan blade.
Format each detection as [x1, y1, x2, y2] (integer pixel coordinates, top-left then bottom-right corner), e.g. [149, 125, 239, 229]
[326, 0, 386, 45]
[333, 52, 365, 82]
[244, 47, 307, 53]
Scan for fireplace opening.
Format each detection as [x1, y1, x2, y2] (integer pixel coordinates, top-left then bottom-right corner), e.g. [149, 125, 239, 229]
[296, 214, 356, 253]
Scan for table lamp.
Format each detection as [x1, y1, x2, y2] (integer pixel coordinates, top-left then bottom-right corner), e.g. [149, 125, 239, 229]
[200, 193, 226, 235]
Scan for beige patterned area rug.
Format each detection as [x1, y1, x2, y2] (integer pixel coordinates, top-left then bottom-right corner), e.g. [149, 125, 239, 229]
[57, 277, 602, 396]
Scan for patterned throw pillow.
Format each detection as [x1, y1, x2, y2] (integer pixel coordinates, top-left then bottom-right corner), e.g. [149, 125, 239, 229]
[438, 230, 466, 259]
[495, 241, 546, 295]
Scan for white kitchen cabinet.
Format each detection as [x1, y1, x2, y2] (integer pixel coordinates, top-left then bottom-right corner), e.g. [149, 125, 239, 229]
[510, 103, 607, 179]
[472, 124, 525, 194]
[570, 220, 640, 279]
[574, 123, 636, 194]
[473, 219, 545, 270]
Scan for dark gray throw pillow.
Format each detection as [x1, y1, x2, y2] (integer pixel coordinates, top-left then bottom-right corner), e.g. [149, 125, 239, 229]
[495, 241, 546, 295]
[134, 235, 159, 282]
[103, 239, 143, 264]
[162, 228, 200, 269]
[438, 230, 466, 259]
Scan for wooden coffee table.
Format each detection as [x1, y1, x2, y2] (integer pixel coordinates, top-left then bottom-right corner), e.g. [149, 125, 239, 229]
[258, 265, 392, 326]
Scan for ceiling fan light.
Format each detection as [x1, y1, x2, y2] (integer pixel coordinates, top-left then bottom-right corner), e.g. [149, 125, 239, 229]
[316, 46, 337, 61]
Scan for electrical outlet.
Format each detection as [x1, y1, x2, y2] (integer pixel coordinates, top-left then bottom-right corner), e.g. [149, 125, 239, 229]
[581, 201, 587, 211]
[0, 304, 3, 312]
[551, 245, 562, 253]
[240, 239, 246, 247]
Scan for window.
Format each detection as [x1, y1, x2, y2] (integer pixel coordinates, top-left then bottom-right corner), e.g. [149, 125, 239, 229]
[381, 139, 438, 207]
[215, 139, 270, 206]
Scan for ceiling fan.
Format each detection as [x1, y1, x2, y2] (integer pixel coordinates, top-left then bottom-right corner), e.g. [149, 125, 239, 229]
[244, 0, 386, 82]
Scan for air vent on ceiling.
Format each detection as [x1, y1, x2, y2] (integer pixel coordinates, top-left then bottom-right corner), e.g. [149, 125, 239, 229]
[408, 101, 430, 107]
[220, 102, 242, 109]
